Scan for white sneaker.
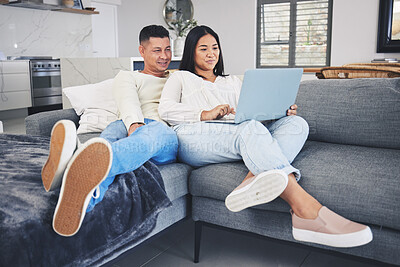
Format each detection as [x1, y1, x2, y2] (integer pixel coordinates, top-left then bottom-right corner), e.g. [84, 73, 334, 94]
[41, 120, 77, 192]
[225, 170, 288, 212]
[52, 137, 112, 237]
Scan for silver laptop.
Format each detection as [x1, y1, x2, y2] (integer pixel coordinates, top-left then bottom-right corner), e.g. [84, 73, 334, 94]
[207, 68, 303, 124]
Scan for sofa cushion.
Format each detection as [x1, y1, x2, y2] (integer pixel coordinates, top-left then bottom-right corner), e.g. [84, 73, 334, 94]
[63, 79, 118, 135]
[296, 78, 400, 149]
[76, 133, 191, 201]
[189, 141, 400, 231]
[158, 163, 192, 201]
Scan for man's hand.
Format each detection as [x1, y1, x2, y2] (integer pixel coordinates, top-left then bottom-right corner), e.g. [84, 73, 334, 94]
[128, 123, 144, 136]
[287, 104, 298, 116]
[201, 104, 235, 121]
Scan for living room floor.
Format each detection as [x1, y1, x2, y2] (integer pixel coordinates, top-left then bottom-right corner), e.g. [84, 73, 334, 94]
[1, 118, 384, 267]
[111, 219, 379, 267]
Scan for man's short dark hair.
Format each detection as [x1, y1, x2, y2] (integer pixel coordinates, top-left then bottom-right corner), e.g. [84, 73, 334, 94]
[139, 25, 170, 44]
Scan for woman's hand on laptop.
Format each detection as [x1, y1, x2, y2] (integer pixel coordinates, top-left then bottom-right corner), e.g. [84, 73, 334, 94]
[201, 104, 236, 121]
[287, 104, 298, 116]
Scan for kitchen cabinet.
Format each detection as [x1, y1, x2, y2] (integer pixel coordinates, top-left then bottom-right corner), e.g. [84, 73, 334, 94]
[0, 60, 32, 111]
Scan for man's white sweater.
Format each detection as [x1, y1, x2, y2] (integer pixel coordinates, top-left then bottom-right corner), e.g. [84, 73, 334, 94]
[113, 70, 169, 130]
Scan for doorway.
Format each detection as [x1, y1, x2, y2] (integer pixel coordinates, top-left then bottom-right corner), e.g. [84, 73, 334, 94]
[91, 0, 120, 57]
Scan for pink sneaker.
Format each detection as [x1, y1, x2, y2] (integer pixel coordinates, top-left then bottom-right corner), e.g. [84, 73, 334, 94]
[292, 206, 373, 247]
[225, 169, 288, 212]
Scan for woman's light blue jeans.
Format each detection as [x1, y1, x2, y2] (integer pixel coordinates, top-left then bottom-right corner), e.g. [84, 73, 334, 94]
[86, 119, 178, 212]
[174, 116, 309, 179]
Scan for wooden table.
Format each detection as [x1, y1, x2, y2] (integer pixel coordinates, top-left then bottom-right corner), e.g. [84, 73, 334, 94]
[303, 68, 323, 79]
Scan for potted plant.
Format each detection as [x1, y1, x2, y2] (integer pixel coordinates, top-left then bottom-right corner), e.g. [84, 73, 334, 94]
[170, 18, 197, 38]
[165, 6, 175, 20]
[169, 19, 197, 57]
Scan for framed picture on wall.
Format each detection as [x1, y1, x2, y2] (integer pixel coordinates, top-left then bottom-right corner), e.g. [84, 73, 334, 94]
[377, 0, 400, 52]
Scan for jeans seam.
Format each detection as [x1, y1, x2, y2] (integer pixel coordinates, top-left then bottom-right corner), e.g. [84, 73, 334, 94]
[237, 132, 262, 175]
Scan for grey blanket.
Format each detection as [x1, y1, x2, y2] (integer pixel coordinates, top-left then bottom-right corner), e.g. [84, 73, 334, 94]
[0, 134, 171, 267]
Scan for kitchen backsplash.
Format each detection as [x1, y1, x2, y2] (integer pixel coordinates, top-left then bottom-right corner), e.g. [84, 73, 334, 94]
[0, 5, 92, 58]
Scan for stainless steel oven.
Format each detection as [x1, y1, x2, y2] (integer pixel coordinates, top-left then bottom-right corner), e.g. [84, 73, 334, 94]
[30, 59, 62, 107]
[9, 56, 62, 114]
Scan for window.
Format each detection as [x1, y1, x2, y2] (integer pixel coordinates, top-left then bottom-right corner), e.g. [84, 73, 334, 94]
[257, 0, 332, 68]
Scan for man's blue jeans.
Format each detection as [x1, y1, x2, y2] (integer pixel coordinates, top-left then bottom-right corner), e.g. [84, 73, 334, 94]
[86, 119, 178, 212]
[174, 116, 309, 179]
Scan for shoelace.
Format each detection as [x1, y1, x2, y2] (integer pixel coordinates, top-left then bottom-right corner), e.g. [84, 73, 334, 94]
[92, 187, 100, 199]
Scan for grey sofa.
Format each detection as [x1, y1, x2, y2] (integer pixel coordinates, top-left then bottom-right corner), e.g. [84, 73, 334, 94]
[26, 78, 400, 266]
[25, 109, 193, 266]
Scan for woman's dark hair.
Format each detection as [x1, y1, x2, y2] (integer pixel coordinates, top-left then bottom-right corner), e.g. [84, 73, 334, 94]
[179, 25, 226, 77]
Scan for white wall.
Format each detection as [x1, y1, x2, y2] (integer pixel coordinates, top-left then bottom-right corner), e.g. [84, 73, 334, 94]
[117, 0, 400, 74]
[192, 0, 256, 75]
[0, 5, 92, 58]
[331, 0, 399, 65]
[117, 1, 165, 58]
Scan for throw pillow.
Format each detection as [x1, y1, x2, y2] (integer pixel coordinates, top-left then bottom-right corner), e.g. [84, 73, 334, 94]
[62, 79, 118, 134]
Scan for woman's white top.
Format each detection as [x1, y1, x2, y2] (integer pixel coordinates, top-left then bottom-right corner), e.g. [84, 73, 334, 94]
[159, 70, 242, 126]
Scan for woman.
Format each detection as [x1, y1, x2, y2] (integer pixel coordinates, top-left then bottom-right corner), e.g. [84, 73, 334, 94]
[159, 25, 372, 248]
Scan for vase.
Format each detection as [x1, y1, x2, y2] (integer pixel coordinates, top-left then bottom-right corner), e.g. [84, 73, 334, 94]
[166, 11, 173, 20]
[174, 37, 185, 57]
[62, 0, 74, 8]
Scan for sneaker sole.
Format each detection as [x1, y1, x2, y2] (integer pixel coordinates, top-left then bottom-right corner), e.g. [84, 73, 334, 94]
[292, 226, 373, 248]
[52, 138, 112, 237]
[42, 120, 77, 192]
[225, 170, 288, 212]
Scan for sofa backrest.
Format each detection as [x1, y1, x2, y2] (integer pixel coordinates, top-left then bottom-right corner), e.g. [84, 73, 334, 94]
[296, 78, 400, 149]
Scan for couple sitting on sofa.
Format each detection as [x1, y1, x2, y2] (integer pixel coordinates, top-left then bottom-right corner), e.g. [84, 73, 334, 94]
[41, 24, 372, 248]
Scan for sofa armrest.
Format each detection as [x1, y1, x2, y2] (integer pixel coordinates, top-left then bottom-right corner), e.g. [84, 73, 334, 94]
[25, 108, 79, 136]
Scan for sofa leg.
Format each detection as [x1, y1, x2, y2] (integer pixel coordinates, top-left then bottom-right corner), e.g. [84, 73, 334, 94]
[194, 221, 203, 263]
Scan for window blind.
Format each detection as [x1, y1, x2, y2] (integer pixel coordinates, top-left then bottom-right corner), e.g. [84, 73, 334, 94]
[258, 0, 331, 67]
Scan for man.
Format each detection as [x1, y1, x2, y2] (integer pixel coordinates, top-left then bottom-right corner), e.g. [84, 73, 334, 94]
[41, 25, 177, 237]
